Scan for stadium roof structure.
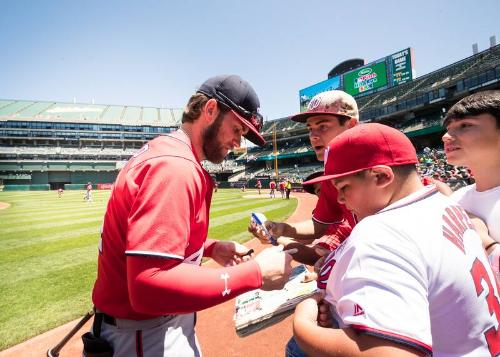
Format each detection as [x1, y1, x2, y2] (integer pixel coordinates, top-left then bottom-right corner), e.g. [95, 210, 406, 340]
[0, 99, 183, 127]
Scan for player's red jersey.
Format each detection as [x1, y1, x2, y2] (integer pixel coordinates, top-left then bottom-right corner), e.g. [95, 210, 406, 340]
[270, 181, 276, 189]
[313, 219, 352, 251]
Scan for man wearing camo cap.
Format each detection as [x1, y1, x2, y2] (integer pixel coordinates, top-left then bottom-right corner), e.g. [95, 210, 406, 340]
[249, 90, 359, 268]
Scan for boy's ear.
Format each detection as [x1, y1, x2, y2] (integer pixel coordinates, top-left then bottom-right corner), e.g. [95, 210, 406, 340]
[370, 166, 394, 187]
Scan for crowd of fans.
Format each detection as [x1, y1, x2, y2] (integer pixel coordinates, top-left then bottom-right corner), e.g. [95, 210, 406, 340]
[416, 147, 474, 191]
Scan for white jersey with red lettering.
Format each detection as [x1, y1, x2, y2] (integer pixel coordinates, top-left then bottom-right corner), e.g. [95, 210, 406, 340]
[451, 183, 500, 242]
[324, 186, 500, 357]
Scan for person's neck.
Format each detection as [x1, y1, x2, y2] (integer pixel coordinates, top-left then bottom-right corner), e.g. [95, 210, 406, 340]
[468, 161, 500, 191]
[386, 176, 425, 207]
[180, 123, 206, 161]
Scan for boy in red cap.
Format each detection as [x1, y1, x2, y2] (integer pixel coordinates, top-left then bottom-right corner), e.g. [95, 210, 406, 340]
[291, 123, 499, 357]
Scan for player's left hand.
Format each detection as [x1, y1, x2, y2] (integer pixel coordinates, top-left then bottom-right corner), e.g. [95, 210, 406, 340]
[211, 241, 253, 267]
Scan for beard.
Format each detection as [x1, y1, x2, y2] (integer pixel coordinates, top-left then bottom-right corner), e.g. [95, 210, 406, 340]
[202, 112, 227, 164]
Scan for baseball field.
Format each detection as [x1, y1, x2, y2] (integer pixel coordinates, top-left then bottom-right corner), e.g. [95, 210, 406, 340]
[0, 188, 297, 350]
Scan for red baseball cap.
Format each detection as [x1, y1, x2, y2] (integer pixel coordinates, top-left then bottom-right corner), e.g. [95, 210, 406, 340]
[303, 123, 418, 185]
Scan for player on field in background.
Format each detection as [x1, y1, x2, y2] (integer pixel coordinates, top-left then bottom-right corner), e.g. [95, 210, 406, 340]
[85, 182, 93, 202]
[91, 75, 293, 356]
[442, 90, 500, 280]
[249, 90, 359, 270]
[279, 179, 286, 198]
[292, 123, 499, 357]
[57, 187, 63, 198]
[269, 179, 276, 198]
[255, 179, 262, 194]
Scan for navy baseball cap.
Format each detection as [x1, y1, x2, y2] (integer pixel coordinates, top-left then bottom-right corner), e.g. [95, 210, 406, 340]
[197, 75, 266, 146]
[302, 171, 324, 195]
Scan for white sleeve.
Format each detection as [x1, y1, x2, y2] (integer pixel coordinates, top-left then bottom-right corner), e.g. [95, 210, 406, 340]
[330, 218, 432, 354]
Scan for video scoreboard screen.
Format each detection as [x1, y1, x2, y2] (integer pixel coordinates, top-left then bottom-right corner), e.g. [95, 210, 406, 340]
[299, 76, 341, 112]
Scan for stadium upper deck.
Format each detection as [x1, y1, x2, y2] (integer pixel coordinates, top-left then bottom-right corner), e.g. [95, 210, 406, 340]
[0, 101, 184, 187]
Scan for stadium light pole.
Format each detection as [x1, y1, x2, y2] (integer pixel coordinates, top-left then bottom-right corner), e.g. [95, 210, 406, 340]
[273, 123, 278, 178]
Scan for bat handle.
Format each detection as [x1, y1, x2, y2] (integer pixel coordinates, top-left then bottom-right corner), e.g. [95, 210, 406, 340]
[46, 310, 94, 357]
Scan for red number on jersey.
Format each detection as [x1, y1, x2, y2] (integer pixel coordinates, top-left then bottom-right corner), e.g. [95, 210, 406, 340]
[470, 258, 500, 355]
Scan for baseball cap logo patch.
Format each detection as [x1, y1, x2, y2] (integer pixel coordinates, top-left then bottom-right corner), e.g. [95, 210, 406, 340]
[308, 96, 322, 111]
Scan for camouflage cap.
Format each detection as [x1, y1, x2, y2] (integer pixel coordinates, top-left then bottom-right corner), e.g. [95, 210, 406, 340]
[290, 90, 359, 123]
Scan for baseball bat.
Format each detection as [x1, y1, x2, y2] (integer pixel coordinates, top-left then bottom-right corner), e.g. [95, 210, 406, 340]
[46, 310, 94, 357]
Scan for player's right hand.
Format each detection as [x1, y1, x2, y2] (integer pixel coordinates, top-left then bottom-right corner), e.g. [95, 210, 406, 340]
[255, 246, 293, 291]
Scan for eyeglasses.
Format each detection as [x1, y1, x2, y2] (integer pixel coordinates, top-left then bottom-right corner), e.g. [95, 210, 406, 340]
[213, 89, 264, 132]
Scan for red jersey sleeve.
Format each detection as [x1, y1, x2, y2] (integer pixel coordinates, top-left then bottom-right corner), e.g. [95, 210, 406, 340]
[127, 255, 262, 314]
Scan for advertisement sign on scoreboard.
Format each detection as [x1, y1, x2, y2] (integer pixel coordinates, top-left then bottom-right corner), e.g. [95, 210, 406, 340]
[343, 61, 388, 96]
[299, 76, 341, 112]
[389, 48, 413, 86]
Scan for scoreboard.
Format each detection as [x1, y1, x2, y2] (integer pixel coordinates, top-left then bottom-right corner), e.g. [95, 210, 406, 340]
[299, 47, 415, 111]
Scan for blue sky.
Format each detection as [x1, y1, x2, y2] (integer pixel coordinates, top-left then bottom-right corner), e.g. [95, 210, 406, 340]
[0, 0, 498, 120]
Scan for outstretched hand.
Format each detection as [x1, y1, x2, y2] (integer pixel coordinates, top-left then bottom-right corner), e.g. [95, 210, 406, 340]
[294, 291, 332, 328]
[211, 241, 253, 267]
[248, 220, 285, 244]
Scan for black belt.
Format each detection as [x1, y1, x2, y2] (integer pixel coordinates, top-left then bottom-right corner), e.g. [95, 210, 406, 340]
[93, 310, 117, 326]
[101, 312, 117, 326]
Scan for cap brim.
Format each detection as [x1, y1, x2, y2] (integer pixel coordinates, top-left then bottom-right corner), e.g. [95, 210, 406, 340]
[231, 109, 266, 146]
[290, 110, 351, 123]
[303, 161, 419, 186]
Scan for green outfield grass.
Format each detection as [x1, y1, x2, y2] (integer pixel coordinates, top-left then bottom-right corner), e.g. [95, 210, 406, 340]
[0, 188, 297, 350]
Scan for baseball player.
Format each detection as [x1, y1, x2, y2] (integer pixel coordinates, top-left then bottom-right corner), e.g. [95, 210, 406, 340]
[269, 180, 276, 198]
[279, 179, 286, 198]
[86, 182, 93, 202]
[442, 90, 500, 279]
[249, 91, 358, 263]
[291, 123, 500, 357]
[255, 179, 262, 194]
[91, 75, 293, 356]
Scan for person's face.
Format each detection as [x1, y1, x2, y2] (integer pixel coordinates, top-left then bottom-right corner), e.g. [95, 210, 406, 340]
[442, 114, 500, 168]
[306, 115, 350, 161]
[333, 171, 386, 221]
[203, 109, 248, 164]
